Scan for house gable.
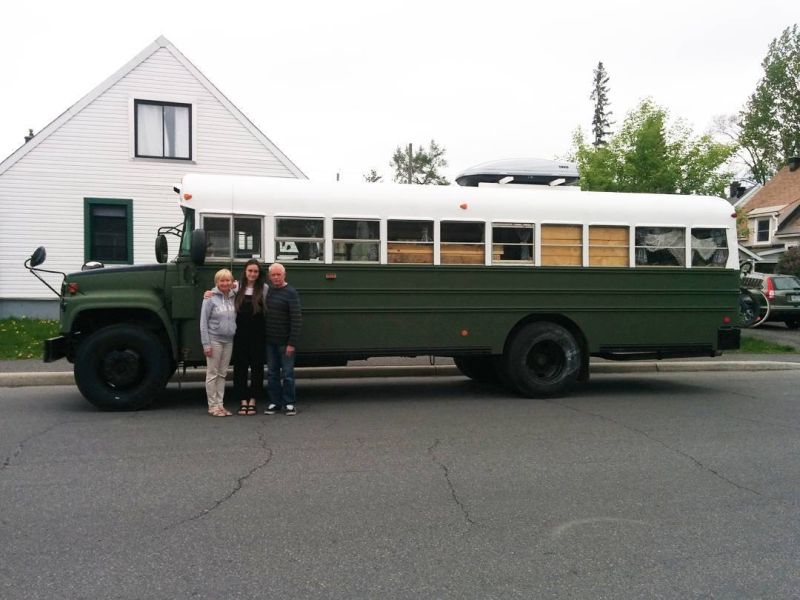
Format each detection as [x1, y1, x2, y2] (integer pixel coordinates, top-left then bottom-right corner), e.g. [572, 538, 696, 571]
[0, 36, 305, 307]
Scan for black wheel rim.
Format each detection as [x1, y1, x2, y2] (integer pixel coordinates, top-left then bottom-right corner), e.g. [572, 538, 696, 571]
[525, 340, 565, 381]
[101, 349, 143, 389]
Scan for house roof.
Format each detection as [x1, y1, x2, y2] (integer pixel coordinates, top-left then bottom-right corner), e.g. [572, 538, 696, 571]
[0, 36, 305, 179]
[740, 163, 800, 215]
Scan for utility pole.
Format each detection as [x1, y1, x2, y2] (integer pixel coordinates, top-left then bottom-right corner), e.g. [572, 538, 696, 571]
[407, 143, 413, 184]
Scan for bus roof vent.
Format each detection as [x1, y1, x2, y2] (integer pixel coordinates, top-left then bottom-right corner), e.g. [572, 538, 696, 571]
[455, 158, 580, 188]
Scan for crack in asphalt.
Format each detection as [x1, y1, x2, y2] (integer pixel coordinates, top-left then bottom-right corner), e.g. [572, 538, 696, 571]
[163, 429, 273, 531]
[549, 401, 765, 498]
[428, 439, 475, 529]
[1, 420, 73, 473]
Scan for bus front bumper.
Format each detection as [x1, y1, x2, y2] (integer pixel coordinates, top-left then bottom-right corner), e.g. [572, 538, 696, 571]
[43, 336, 69, 363]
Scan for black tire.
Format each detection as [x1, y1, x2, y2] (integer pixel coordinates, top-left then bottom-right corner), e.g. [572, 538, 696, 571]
[503, 322, 581, 398]
[785, 319, 800, 330]
[453, 356, 500, 383]
[74, 324, 170, 411]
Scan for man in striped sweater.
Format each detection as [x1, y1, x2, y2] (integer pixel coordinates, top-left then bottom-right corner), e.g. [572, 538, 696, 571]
[264, 263, 303, 416]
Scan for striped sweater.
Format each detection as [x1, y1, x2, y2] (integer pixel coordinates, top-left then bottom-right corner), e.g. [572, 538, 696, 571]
[265, 284, 302, 346]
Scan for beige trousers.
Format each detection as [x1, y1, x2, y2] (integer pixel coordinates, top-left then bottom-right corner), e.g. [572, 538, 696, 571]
[205, 340, 234, 409]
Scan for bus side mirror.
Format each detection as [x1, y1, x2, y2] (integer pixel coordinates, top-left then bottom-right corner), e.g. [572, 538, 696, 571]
[155, 234, 169, 264]
[28, 246, 47, 268]
[190, 229, 207, 266]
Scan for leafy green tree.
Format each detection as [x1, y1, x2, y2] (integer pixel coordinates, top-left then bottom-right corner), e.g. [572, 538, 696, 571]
[776, 246, 800, 277]
[590, 61, 613, 147]
[737, 24, 800, 183]
[572, 99, 735, 196]
[363, 169, 383, 183]
[391, 140, 449, 185]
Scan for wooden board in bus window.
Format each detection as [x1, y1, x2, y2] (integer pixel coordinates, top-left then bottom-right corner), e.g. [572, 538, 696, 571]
[589, 226, 629, 267]
[541, 225, 582, 266]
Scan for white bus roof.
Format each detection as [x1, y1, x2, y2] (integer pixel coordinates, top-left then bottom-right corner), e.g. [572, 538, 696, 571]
[179, 173, 735, 228]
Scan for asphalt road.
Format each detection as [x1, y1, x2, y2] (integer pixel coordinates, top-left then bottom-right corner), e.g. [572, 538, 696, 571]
[1, 372, 799, 599]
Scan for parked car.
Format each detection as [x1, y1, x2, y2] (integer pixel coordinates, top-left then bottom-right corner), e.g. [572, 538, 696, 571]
[741, 273, 800, 328]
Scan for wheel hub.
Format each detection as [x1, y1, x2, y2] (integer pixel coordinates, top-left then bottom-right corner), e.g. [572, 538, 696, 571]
[101, 349, 142, 389]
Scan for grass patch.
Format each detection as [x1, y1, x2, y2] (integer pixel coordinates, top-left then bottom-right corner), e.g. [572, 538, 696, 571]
[734, 335, 797, 354]
[0, 318, 59, 360]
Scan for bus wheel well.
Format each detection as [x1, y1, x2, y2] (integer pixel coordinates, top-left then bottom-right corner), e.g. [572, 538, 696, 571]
[505, 314, 590, 382]
[73, 309, 166, 336]
[72, 309, 172, 360]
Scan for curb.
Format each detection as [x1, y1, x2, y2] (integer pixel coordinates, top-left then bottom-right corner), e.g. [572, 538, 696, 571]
[1, 361, 799, 388]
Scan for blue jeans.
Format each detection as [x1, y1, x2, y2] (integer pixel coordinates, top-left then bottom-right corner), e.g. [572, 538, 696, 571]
[266, 344, 296, 406]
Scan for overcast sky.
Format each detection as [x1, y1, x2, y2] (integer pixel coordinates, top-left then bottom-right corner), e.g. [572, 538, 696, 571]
[0, 0, 795, 182]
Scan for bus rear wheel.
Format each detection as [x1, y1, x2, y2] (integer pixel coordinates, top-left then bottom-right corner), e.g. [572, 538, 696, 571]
[74, 324, 170, 411]
[453, 356, 499, 383]
[503, 322, 581, 398]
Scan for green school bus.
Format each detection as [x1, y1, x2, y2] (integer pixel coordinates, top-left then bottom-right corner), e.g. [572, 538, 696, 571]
[28, 174, 740, 410]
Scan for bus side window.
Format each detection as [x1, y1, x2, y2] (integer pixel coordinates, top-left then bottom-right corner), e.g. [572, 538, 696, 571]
[203, 216, 231, 259]
[691, 228, 728, 267]
[276, 217, 324, 262]
[492, 224, 534, 264]
[387, 220, 433, 264]
[233, 216, 262, 259]
[589, 226, 629, 267]
[635, 227, 685, 266]
[541, 225, 582, 266]
[441, 221, 485, 264]
[333, 219, 379, 262]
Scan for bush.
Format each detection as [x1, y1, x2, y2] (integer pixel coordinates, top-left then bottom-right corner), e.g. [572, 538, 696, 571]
[776, 247, 800, 277]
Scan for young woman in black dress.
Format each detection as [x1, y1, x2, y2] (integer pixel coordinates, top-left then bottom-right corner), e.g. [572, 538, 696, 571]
[232, 259, 268, 415]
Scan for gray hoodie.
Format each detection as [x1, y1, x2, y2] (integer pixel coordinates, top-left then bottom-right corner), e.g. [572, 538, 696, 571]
[200, 286, 237, 347]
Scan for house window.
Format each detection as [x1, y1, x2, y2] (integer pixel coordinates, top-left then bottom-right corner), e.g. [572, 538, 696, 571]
[756, 219, 770, 243]
[135, 100, 191, 159]
[84, 199, 133, 264]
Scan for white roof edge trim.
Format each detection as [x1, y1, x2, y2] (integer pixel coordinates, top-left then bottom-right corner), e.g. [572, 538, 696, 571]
[0, 38, 162, 175]
[0, 36, 305, 179]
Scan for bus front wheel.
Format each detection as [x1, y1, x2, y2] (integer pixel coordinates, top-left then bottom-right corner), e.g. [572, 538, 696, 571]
[74, 324, 170, 411]
[503, 322, 581, 398]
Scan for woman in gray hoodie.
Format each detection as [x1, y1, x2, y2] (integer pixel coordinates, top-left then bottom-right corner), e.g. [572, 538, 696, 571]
[200, 269, 237, 416]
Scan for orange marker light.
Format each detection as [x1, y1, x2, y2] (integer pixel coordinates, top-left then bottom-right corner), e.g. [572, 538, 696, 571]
[67, 282, 79, 295]
[183, 193, 192, 201]
[460, 329, 469, 337]
[459, 203, 468, 210]
[325, 273, 337, 280]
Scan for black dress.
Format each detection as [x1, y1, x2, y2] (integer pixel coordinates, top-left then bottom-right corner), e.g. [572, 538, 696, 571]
[232, 291, 266, 401]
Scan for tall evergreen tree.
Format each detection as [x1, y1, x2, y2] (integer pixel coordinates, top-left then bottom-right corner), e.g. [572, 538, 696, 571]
[590, 61, 613, 147]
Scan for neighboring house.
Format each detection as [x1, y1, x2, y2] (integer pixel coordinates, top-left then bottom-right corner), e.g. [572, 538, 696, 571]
[0, 36, 304, 318]
[738, 157, 800, 273]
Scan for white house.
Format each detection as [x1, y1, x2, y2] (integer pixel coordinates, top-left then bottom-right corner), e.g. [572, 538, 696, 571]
[0, 36, 304, 318]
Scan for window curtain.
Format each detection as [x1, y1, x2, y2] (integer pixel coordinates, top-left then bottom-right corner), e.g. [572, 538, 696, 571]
[163, 105, 190, 158]
[137, 104, 162, 156]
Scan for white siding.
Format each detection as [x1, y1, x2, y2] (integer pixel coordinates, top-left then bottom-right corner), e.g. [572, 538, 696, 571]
[0, 46, 299, 301]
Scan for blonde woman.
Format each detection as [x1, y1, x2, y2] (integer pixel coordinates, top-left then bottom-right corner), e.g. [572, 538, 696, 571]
[200, 269, 237, 416]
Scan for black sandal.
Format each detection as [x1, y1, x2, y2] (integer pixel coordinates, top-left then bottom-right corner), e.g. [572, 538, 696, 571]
[238, 402, 249, 416]
[246, 401, 257, 415]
